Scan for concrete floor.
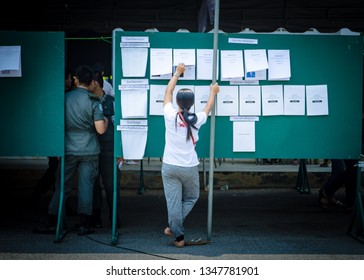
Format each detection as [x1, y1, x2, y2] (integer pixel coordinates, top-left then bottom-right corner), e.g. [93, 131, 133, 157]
[0, 157, 363, 260]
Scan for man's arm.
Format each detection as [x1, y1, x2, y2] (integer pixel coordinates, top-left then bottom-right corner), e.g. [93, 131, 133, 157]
[95, 117, 108, 134]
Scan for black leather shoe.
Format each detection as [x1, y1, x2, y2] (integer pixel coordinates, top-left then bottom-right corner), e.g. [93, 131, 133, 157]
[90, 214, 103, 228]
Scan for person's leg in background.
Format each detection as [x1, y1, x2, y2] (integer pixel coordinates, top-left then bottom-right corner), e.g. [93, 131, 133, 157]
[92, 153, 121, 228]
[77, 155, 99, 235]
[320, 159, 346, 208]
[30, 156, 59, 210]
[92, 173, 103, 228]
[343, 159, 357, 210]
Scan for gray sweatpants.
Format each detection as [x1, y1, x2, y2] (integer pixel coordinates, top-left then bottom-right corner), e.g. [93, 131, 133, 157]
[161, 163, 200, 239]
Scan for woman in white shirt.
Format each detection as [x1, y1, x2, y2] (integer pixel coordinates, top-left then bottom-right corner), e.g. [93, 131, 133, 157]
[162, 63, 219, 248]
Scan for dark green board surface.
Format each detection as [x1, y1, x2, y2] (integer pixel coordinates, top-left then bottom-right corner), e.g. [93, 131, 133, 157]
[0, 31, 65, 157]
[113, 30, 363, 159]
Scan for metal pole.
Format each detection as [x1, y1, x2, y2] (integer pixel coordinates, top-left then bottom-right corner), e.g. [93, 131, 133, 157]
[207, 0, 220, 241]
[111, 157, 118, 245]
[55, 156, 66, 242]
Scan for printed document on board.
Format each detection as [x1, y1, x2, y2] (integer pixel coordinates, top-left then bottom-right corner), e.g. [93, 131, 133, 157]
[194, 86, 211, 115]
[244, 49, 268, 72]
[268, 49, 291, 80]
[0, 46, 22, 77]
[220, 50, 244, 79]
[283, 85, 305, 115]
[149, 84, 166, 116]
[119, 124, 148, 160]
[196, 49, 219, 80]
[121, 89, 148, 118]
[306, 85, 329, 116]
[150, 48, 172, 79]
[173, 49, 195, 80]
[233, 121, 255, 152]
[216, 86, 239, 116]
[121, 48, 148, 77]
[261, 85, 284, 116]
[239, 85, 261, 116]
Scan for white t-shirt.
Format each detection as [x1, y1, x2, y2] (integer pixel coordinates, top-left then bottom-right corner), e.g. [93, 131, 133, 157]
[163, 102, 207, 167]
[103, 80, 114, 97]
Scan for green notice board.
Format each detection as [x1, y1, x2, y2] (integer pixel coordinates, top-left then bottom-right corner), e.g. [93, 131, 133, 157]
[113, 30, 363, 160]
[0, 31, 65, 157]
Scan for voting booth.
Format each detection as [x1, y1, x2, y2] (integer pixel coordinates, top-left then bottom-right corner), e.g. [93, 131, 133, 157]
[0, 31, 65, 157]
[0, 31, 66, 242]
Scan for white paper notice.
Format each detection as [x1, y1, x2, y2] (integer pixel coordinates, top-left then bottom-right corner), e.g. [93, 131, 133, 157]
[220, 50, 244, 79]
[268, 49, 291, 80]
[119, 125, 148, 160]
[121, 48, 148, 77]
[228, 38, 258, 45]
[194, 86, 211, 115]
[173, 49, 196, 80]
[306, 85, 329, 116]
[0, 46, 22, 77]
[150, 48, 172, 79]
[119, 79, 149, 90]
[121, 36, 149, 47]
[216, 86, 239, 116]
[149, 84, 166, 116]
[261, 85, 284, 116]
[121, 89, 148, 118]
[173, 49, 195, 66]
[283, 85, 305, 115]
[244, 49, 268, 72]
[233, 121, 255, 152]
[196, 49, 219, 80]
[239, 86, 261, 116]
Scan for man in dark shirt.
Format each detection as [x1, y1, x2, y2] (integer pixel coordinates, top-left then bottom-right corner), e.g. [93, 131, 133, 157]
[90, 70, 121, 228]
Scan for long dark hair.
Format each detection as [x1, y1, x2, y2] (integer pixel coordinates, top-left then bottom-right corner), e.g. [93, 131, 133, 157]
[176, 88, 198, 141]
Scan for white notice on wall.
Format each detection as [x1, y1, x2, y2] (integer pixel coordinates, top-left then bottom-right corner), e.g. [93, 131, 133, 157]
[194, 86, 211, 115]
[149, 84, 167, 116]
[0, 46, 22, 77]
[261, 85, 284, 116]
[268, 49, 291, 80]
[220, 50, 244, 79]
[121, 48, 148, 77]
[306, 85, 329, 116]
[150, 48, 172, 79]
[239, 85, 261, 116]
[283, 85, 305, 115]
[117, 124, 148, 160]
[216, 86, 239, 116]
[121, 89, 148, 118]
[244, 49, 268, 73]
[196, 49, 219, 80]
[233, 121, 255, 152]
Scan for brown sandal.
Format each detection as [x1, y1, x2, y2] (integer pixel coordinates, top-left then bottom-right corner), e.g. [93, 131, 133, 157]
[173, 240, 185, 248]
